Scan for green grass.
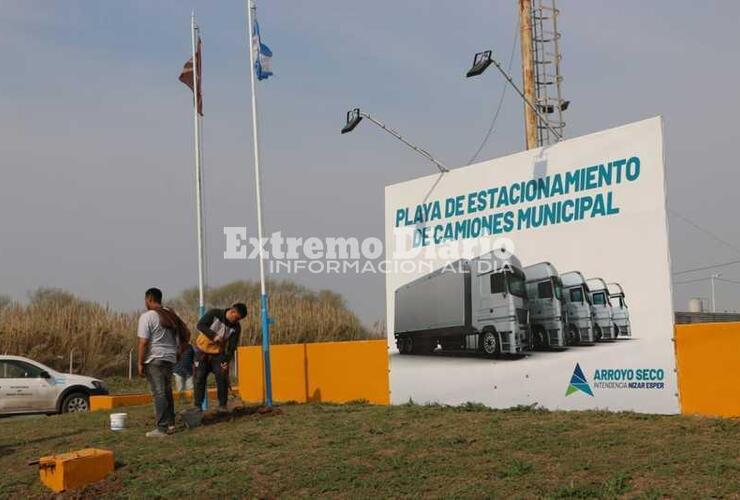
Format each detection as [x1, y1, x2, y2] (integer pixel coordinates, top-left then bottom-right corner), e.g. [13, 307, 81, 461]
[0, 402, 738, 498]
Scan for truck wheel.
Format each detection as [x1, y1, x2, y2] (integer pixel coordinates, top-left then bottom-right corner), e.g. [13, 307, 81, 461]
[532, 327, 547, 349]
[593, 325, 603, 341]
[62, 392, 90, 413]
[568, 325, 580, 345]
[480, 330, 500, 357]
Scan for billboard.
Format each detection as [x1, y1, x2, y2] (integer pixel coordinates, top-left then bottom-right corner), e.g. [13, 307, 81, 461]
[384, 117, 679, 414]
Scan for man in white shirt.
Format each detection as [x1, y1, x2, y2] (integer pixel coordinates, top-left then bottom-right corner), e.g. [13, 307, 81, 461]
[137, 287, 181, 437]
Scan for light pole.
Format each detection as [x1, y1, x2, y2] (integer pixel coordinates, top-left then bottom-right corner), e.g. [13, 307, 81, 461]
[465, 50, 566, 143]
[340, 108, 449, 173]
[711, 273, 721, 313]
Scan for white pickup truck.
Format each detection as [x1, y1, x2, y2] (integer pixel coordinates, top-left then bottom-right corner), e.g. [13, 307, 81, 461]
[0, 355, 108, 415]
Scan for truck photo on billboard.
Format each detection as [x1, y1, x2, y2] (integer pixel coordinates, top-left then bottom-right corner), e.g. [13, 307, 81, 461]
[384, 117, 678, 414]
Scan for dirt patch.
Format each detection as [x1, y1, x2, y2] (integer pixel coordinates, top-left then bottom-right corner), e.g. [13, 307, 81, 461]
[200, 405, 284, 426]
[41, 475, 123, 499]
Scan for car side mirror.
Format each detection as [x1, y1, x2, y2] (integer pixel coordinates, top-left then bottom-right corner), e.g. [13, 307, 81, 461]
[39, 370, 51, 379]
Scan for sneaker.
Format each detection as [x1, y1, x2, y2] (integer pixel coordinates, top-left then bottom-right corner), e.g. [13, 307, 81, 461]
[166, 425, 176, 434]
[145, 429, 169, 438]
[216, 405, 229, 414]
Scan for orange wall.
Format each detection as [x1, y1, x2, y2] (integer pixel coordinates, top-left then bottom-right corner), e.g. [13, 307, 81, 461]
[676, 322, 740, 417]
[237, 340, 389, 405]
[235, 328, 740, 416]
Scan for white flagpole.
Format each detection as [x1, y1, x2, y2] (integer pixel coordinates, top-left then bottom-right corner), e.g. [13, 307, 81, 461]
[246, 0, 273, 407]
[191, 13, 206, 318]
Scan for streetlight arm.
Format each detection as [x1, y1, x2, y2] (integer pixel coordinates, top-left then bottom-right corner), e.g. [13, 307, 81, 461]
[487, 55, 562, 142]
[361, 112, 449, 173]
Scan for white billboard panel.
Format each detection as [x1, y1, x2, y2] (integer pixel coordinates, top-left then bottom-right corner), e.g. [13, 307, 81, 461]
[384, 117, 678, 414]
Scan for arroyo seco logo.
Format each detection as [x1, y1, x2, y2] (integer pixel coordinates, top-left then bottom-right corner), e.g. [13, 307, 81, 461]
[566, 363, 594, 397]
[566, 363, 667, 397]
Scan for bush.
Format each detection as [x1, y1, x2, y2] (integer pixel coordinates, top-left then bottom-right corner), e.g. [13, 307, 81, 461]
[0, 282, 380, 377]
[171, 280, 374, 346]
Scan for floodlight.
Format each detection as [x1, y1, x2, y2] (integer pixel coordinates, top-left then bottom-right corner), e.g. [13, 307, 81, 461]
[466, 50, 493, 78]
[341, 108, 363, 134]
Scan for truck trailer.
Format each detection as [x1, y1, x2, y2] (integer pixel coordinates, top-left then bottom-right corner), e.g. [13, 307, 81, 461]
[394, 251, 529, 356]
[607, 282, 631, 337]
[560, 271, 595, 343]
[523, 262, 568, 348]
[585, 278, 615, 340]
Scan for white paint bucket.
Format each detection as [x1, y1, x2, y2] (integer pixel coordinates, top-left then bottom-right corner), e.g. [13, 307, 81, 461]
[110, 412, 127, 431]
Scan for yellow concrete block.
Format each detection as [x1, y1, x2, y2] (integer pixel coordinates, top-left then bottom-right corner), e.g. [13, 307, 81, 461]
[38, 448, 114, 493]
[676, 322, 740, 417]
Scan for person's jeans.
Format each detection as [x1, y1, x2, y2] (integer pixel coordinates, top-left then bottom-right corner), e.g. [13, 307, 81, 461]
[193, 352, 229, 408]
[144, 360, 175, 431]
[174, 373, 194, 392]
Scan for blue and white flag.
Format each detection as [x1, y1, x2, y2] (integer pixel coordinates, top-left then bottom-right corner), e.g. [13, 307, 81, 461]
[252, 20, 273, 80]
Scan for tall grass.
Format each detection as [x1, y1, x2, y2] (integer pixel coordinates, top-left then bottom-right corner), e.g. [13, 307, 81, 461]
[0, 282, 382, 377]
[0, 289, 135, 376]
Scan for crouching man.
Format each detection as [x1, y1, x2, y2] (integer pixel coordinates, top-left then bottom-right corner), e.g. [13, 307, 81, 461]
[193, 303, 247, 411]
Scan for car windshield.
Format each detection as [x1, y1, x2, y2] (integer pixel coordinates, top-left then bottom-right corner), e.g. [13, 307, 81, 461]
[592, 291, 606, 305]
[570, 287, 584, 303]
[506, 269, 527, 298]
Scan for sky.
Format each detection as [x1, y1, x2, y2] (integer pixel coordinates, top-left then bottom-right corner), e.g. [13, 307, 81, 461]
[1, 1, 740, 324]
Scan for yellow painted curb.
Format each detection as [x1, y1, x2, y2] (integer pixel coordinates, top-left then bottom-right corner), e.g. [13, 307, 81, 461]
[91, 387, 237, 411]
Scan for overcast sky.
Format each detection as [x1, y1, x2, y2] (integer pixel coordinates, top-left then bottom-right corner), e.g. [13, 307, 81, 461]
[1, 1, 739, 323]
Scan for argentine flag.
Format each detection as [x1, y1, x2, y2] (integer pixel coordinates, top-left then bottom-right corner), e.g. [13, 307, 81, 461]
[252, 20, 273, 80]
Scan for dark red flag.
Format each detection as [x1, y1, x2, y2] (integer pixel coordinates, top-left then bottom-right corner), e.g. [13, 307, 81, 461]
[179, 37, 203, 115]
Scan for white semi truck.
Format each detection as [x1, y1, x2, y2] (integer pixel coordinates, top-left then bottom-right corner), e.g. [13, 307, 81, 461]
[607, 282, 631, 337]
[585, 278, 615, 340]
[523, 262, 568, 348]
[560, 271, 595, 343]
[394, 251, 529, 356]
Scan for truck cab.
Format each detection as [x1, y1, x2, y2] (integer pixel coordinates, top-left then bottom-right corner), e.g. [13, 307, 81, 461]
[393, 250, 529, 357]
[607, 282, 631, 338]
[585, 278, 615, 340]
[524, 262, 567, 348]
[469, 251, 530, 355]
[560, 271, 595, 343]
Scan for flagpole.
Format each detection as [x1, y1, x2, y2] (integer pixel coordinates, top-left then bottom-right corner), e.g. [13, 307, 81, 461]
[190, 13, 206, 319]
[246, 0, 273, 407]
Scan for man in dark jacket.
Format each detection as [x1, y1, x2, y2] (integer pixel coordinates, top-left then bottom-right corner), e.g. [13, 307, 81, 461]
[193, 303, 247, 411]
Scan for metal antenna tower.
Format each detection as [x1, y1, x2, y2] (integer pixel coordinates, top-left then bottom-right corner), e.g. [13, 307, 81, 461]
[531, 0, 569, 146]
